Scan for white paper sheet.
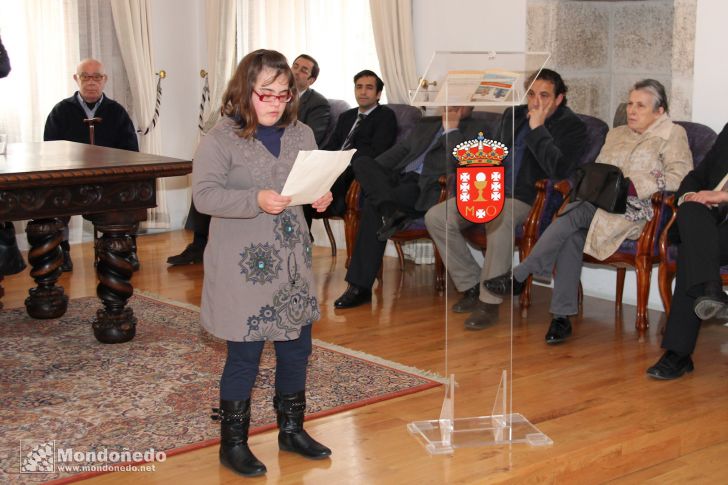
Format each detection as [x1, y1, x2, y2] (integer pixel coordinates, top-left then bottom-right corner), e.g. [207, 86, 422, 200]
[280, 149, 356, 205]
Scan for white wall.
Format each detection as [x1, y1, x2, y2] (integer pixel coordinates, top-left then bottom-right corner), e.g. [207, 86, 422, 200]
[412, 0, 527, 75]
[692, 1, 728, 133]
[150, 0, 207, 230]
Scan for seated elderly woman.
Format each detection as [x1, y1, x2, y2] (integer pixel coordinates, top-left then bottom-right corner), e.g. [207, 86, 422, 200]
[484, 79, 692, 344]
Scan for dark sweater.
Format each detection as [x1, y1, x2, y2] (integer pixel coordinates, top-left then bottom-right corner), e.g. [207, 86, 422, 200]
[43, 92, 139, 151]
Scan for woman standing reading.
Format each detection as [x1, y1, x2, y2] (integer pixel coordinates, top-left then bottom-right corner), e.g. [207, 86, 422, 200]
[193, 49, 333, 477]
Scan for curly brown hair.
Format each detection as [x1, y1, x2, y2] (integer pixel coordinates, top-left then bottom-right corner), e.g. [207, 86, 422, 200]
[221, 49, 299, 138]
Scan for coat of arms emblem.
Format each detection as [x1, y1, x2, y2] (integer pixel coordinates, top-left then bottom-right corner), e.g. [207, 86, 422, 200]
[453, 132, 509, 223]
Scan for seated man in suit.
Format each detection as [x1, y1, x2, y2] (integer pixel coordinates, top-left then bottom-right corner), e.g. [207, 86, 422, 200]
[334, 106, 482, 309]
[44, 58, 139, 272]
[168, 53, 332, 266]
[292, 54, 330, 146]
[647, 122, 728, 380]
[425, 69, 587, 330]
[313, 69, 397, 219]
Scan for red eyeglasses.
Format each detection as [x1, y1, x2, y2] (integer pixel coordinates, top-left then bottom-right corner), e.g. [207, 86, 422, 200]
[253, 90, 292, 103]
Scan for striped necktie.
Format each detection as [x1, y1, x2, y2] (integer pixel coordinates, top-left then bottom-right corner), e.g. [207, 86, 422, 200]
[342, 113, 365, 150]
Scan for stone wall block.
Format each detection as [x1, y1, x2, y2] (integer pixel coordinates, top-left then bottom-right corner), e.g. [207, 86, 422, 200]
[550, 3, 609, 70]
[613, 2, 674, 72]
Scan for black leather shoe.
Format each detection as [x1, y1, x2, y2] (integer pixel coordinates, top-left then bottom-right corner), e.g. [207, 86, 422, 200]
[167, 244, 204, 266]
[464, 302, 499, 330]
[376, 210, 409, 242]
[545, 316, 572, 344]
[334, 285, 372, 309]
[452, 284, 481, 313]
[61, 249, 73, 272]
[646, 350, 694, 380]
[483, 271, 525, 296]
[694, 290, 728, 320]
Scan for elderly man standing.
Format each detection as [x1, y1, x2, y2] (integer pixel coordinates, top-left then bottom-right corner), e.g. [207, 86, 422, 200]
[44, 58, 139, 271]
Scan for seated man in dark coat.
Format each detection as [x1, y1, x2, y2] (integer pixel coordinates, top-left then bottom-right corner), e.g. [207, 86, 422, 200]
[44, 58, 139, 272]
[647, 122, 728, 380]
[426, 69, 587, 330]
[311, 69, 397, 220]
[334, 106, 483, 309]
[292, 54, 330, 146]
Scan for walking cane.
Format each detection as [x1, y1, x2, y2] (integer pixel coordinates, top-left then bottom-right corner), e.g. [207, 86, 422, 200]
[83, 117, 103, 264]
[83, 117, 102, 145]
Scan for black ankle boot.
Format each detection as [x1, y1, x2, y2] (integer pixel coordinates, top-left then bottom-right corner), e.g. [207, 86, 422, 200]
[211, 399, 266, 476]
[274, 391, 331, 460]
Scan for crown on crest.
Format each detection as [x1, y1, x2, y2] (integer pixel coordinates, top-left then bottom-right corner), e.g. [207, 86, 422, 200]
[453, 132, 508, 165]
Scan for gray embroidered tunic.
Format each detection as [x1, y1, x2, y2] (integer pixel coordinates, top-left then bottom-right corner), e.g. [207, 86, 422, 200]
[192, 117, 319, 342]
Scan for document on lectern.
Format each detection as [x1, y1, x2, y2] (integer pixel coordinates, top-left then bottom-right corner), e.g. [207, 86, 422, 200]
[281, 149, 356, 205]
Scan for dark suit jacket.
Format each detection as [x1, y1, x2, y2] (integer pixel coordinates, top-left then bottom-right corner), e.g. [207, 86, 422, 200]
[298, 88, 330, 146]
[498, 104, 587, 206]
[0, 36, 10, 78]
[323, 104, 398, 159]
[376, 115, 483, 212]
[669, 122, 728, 243]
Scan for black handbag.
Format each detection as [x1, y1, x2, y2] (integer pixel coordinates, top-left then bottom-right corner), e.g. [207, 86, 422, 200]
[569, 163, 631, 214]
[0, 221, 27, 276]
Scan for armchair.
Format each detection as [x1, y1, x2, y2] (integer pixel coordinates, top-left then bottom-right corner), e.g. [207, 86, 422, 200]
[343, 104, 423, 267]
[656, 121, 719, 313]
[312, 98, 351, 256]
[550, 120, 713, 339]
[462, 114, 609, 314]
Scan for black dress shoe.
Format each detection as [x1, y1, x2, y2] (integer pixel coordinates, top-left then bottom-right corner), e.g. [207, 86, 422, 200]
[452, 284, 480, 313]
[545, 316, 572, 344]
[694, 290, 728, 320]
[167, 243, 204, 266]
[376, 210, 409, 242]
[334, 285, 372, 309]
[483, 271, 525, 296]
[464, 302, 499, 330]
[646, 350, 694, 380]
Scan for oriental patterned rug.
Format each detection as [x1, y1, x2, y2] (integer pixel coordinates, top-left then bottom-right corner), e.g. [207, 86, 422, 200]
[0, 293, 444, 484]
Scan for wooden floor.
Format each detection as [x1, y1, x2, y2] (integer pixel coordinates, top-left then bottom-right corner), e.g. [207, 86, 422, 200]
[3, 231, 728, 484]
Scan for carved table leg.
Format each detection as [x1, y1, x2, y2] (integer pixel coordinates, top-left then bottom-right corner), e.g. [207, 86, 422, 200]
[25, 219, 68, 318]
[92, 223, 138, 344]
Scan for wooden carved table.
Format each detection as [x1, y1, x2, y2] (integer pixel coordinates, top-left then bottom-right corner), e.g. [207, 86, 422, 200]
[0, 141, 191, 343]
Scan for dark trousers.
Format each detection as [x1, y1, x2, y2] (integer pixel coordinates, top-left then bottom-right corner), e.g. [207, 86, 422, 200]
[219, 325, 312, 401]
[662, 202, 728, 354]
[185, 200, 210, 246]
[302, 165, 355, 231]
[344, 157, 423, 289]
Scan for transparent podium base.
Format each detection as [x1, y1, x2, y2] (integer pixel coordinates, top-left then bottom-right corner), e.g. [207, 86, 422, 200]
[407, 371, 553, 455]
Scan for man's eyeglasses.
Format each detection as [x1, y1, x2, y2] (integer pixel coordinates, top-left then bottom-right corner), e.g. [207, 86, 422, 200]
[253, 90, 292, 103]
[78, 73, 106, 82]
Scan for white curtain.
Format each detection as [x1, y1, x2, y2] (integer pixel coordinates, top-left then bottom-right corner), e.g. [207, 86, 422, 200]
[0, 0, 80, 250]
[200, 0, 237, 133]
[0, 0, 79, 144]
[237, 0, 383, 103]
[110, 0, 168, 228]
[77, 0, 132, 111]
[369, 0, 418, 104]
